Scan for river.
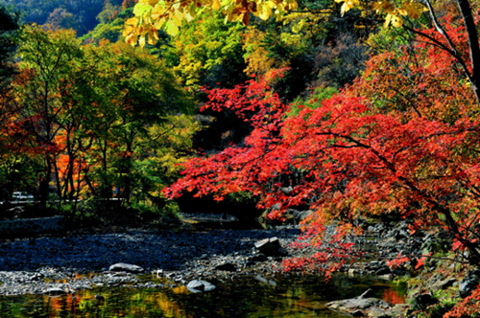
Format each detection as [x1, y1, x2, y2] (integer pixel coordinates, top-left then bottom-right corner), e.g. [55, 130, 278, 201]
[0, 273, 406, 317]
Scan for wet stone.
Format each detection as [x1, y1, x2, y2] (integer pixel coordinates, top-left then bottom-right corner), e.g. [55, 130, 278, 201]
[186, 280, 216, 293]
[109, 263, 144, 274]
[45, 287, 67, 296]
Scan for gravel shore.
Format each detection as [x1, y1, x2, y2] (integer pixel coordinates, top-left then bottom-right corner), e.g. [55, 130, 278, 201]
[0, 216, 429, 297]
[0, 226, 303, 296]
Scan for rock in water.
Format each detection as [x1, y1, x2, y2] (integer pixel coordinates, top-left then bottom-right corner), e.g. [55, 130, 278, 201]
[186, 280, 216, 293]
[254, 275, 277, 287]
[109, 263, 144, 273]
[327, 297, 390, 316]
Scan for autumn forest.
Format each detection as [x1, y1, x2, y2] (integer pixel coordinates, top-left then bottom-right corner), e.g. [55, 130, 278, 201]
[1, 0, 480, 314]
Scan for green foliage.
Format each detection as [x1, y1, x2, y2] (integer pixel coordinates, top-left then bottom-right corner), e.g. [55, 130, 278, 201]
[0, 4, 19, 88]
[81, 3, 135, 44]
[126, 114, 200, 208]
[288, 86, 337, 116]
[10, 25, 196, 217]
[168, 11, 247, 88]
[81, 17, 125, 43]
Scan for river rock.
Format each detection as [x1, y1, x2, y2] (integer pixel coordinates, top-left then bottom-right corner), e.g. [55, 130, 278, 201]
[254, 237, 281, 255]
[375, 266, 392, 276]
[109, 263, 144, 273]
[45, 287, 67, 296]
[430, 277, 456, 292]
[327, 297, 390, 316]
[186, 280, 216, 293]
[254, 275, 277, 287]
[215, 262, 237, 272]
[459, 269, 480, 298]
[410, 293, 436, 310]
[283, 209, 313, 224]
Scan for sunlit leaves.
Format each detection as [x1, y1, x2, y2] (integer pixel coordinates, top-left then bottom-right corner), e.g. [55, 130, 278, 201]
[335, 0, 427, 27]
[168, 11, 245, 86]
[334, 0, 360, 16]
[124, 0, 298, 44]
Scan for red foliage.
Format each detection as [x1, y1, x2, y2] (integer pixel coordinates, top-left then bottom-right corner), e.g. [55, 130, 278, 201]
[165, 13, 480, 270]
[444, 284, 480, 317]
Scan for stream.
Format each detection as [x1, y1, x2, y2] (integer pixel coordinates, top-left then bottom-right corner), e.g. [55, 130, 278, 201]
[0, 273, 406, 317]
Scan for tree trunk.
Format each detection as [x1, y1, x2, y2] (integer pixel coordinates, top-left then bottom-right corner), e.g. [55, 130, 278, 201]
[457, 0, 480, 105]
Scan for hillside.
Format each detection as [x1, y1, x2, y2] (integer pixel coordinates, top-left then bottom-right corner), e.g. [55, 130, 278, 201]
[0, 0, 125, 36]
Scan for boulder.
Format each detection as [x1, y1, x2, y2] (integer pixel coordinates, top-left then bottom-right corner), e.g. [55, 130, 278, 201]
[375, 267, 392, 276]
[186, 280, 216, 293]
[95, 295, 105, 302]
[254, 237, 281, 255]
[327, 298, 390, 315]
[109, 263, 144, 274]
[410, 293, 437, 310]
[459, 270, 480, 298]
[254, 275, 277, 287]
[430, 277, 457, 292]
[283, 209, 313, 224]
[385, 304, 409, 318]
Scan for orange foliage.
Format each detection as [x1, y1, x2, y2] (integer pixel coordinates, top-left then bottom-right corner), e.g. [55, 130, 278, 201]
[444, 284, 480, 317]
[122, 0, 138, 9]
[351, 16, 476, 124]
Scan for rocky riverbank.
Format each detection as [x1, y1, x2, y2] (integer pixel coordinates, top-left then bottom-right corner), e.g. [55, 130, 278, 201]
[0, 217, 423, 296]
[0, 216, 476, 317]
[0, 224, 306, 296]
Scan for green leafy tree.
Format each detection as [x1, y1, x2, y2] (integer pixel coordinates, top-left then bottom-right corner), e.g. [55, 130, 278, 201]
[130, 114, 199, 208]
[84, 41, 194, 203]
[12, 25, 194, 214]
[0, 0, 106, 35]
[81, 7, 134, 44]
[13, 26, 86, 205]
[46, 7, 82, 31]
[167, 11, 247, 88]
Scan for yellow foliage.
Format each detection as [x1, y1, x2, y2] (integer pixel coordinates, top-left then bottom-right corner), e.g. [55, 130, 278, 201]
[242, 27, 278, 75]
[124, 0, 298, 45]
[335, 0, 427, 27]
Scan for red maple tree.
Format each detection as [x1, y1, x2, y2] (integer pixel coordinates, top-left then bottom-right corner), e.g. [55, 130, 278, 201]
[165, 13, 480, 274]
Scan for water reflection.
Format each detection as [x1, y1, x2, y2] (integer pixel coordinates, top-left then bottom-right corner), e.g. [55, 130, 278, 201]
[0, 274, 405, 318]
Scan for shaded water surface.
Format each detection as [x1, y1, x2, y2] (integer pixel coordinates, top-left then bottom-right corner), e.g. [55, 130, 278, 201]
[0, 274, 406, 318]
